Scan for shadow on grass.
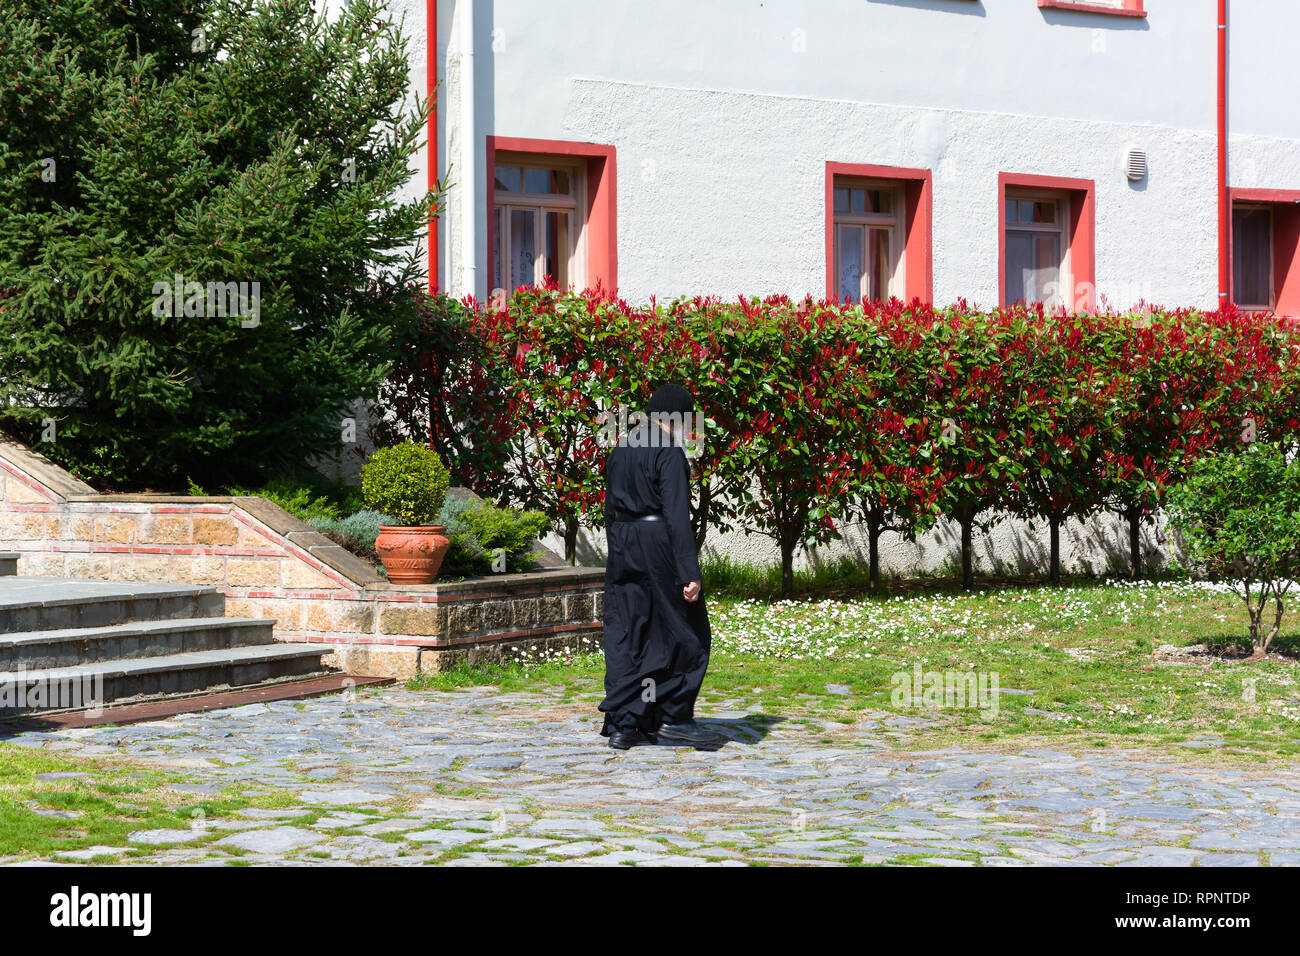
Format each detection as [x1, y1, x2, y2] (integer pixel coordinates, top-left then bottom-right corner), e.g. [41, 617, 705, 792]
[1176, 632, 1300, 661]
[702, 552, 1195, 603]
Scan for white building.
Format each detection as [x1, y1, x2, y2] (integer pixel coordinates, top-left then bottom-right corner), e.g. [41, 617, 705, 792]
[399, 0, 1300, 316]
[380, 0, 1300, 574]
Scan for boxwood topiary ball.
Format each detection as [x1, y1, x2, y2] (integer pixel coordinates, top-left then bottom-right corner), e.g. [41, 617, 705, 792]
[360, 442, 451, 527]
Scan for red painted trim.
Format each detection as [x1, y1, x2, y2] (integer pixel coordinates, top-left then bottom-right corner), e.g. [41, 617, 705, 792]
[1228, 188, 1300, 205]
[485, 136, 618, 296]
[1227, 188, 1300, 317]
[1217, 0, 1229, 305]
[427, 0, 438, 293]
[997, 172, 1096, 310]
[824, 162, 933, 304]
[1038, 0, 1146, 17]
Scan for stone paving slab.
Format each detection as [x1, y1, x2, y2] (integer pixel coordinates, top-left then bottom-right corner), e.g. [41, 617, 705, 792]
[5, 684, 1300, 866]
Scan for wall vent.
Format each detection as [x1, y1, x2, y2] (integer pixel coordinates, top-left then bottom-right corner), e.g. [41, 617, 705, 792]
[1125, 148, 1148, 182]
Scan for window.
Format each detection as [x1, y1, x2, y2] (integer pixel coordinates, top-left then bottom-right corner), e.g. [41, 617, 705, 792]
[833, 183, 902, 303]
[825, 163, 932, 304]
[1037, 0, 1146, 17]
[492, 159, 583, 292]
[486, 137, 618, 298]
[1232, 206, 1273, 310]
[998, 173, 1095, 311]
[1228, 190, 1300, 316]
[1004, 193, 1066, 308]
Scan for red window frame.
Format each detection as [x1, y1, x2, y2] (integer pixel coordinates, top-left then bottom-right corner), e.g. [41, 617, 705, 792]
[998, 173, 1096, 311]
[1037, 0, 1146, 17]
[486, 136, 618, 295]
[824, 162, 933, 304]
[1228, 188, 1300, 318]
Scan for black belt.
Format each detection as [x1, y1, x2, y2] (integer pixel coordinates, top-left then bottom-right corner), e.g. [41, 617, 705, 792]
[612, 510, 664, 523]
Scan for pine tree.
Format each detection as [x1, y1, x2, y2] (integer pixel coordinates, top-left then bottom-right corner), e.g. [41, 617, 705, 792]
[0, 0, 440, 487]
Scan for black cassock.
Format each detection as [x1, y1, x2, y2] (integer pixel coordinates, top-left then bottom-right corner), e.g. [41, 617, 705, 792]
[598, 436, 711, 738]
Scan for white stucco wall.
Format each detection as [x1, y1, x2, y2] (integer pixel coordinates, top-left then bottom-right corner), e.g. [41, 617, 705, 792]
[377, 0, 1300, 303]
[1227, 3, 1300, 192]
[542, 508, 1172, 581]
[371, 0, 1300, 577]
[418, 0, 1227, 305]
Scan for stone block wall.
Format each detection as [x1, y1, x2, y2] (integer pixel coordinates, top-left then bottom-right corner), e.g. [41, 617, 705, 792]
[0, 437, 604, 678]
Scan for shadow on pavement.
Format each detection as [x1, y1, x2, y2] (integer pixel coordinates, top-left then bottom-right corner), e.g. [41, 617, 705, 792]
[651, 714, 786, 752]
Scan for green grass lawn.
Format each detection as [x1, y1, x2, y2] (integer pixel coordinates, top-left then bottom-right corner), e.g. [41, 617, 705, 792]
[412, 575, 1300, 762]
[0, 745, 316, 863]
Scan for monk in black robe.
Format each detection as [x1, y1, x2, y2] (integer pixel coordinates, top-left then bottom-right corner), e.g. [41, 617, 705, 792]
[598, 384, 724, 750]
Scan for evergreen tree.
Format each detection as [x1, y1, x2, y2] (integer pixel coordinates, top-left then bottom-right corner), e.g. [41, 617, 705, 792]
[0, 0, 440, 487]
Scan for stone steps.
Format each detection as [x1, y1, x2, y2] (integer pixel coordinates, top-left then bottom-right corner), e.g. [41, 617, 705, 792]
[0, 616, 277, 670]
[0, 575, 334, 716]
[1, 644, 332, 716]
[0, 578, 224, 632]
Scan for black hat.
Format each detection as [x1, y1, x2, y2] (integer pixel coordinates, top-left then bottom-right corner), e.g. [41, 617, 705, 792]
[647, 383, 695, 415]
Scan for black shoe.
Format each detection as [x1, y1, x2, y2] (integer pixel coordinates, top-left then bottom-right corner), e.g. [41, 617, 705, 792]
[609, 728, 655, 750]
[656, 718, 726, 747]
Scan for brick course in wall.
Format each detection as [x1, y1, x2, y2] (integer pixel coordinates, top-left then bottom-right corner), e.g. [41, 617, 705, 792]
[0, 437, 604, 678]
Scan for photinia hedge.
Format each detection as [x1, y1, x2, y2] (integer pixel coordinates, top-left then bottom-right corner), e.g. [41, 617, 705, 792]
[372, 288, 1300, 595]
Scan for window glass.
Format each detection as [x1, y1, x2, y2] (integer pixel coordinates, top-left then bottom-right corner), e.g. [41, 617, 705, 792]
[523, 168, 551, 194]
[838, 225, 862, 302]
[1006, 231, 1062, 307]
[1006, 233, 1033, 303]
[494, 166, 521, 192]
[1232, 207, 1272, 308]
[1035, 234, 1061, 304]
[510, 208, 536, 289]
[869, 228, 891, 302]
[545, 211, 569, 289]
[496, 165, 575, 194]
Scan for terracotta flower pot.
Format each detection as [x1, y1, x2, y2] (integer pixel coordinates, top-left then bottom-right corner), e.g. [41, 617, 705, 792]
[375, 525, 451, 584]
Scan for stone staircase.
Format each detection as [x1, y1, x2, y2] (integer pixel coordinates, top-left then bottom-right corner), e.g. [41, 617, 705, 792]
[0, 562, 334, 716]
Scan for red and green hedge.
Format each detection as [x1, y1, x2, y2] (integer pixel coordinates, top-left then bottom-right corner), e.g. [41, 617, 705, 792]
[370, 288, 1300, 594]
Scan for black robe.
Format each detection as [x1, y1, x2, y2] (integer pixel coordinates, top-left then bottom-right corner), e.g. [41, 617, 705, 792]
[598, 435, 711, 737]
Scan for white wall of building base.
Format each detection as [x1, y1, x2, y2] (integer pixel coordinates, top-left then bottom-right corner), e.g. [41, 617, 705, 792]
[545, 509, 1172, 582]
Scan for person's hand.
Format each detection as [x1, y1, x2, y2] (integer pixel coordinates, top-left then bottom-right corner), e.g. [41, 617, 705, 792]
[683, 580, 701, 602]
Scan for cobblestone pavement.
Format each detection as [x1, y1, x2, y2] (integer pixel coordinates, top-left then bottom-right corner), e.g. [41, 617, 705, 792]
[6, 685, 1300, 866]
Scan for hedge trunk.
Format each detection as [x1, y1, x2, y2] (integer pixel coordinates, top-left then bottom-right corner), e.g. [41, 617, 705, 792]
[866, 512, 884, 592]
[959, 512, 975, 591]
[779, 529, 798, 599]
[1049, 512, 1062, 585]
[564, 515, 579, 566]
[1126, 506, 1143, 580]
